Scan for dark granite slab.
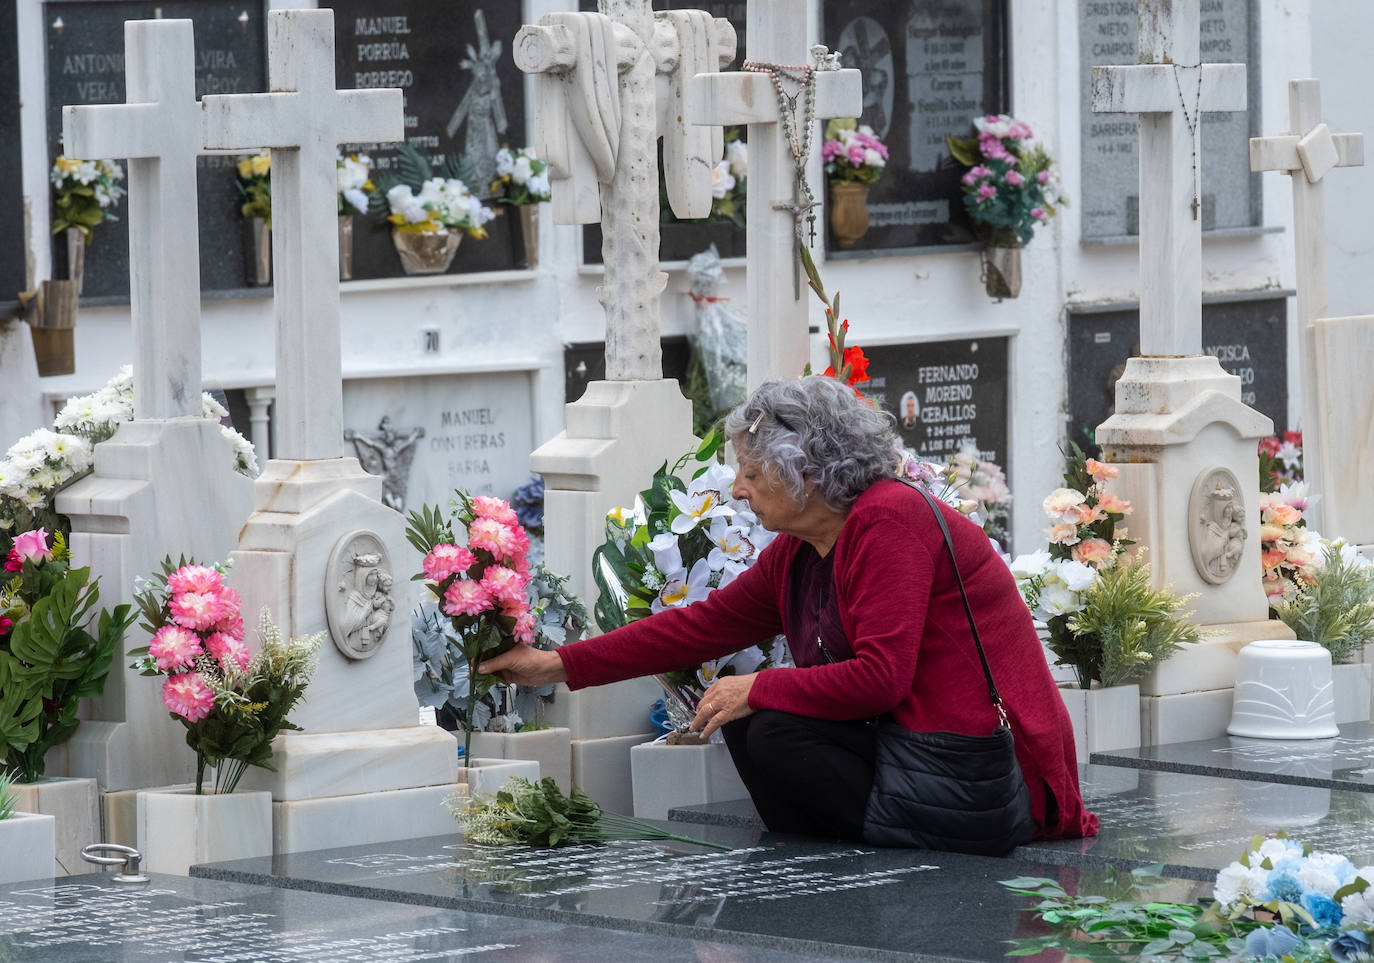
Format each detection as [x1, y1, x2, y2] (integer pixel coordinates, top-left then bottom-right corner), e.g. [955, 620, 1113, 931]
[1091, 721, 1374, 791]
[190, 821, 1173, 962]
[667, 797, 764, 829]
[1018, 763, 1374, 881]
[0, 870, 852, 962]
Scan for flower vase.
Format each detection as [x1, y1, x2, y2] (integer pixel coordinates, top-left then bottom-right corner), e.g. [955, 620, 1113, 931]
[0, 812, 55, 884]
[392, 230, 460, 275]
[135, 785, 273, 876]
[981, 237, 1022, 300]
[455, 757, 540, 798]
[629, 741, 749, 820]
[338, 214, 354, 281]
[517, 204, 540, 269]
[64, 228, 86, 297]
[12, 777, 100, 878]
[28, 279, 77, 377]
[243, 217, 271, 286]
[467, 727, 571, 789]
[1057, 683, 1141, 762]
[827, 182, 870, 249]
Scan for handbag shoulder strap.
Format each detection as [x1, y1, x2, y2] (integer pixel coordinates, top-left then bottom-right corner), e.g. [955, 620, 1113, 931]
[908, 484, 1011, 728]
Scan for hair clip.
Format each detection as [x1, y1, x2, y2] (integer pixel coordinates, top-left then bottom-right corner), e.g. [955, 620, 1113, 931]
[748, 411, 765, 434]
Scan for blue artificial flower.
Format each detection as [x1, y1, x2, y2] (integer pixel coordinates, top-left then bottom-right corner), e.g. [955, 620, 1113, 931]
[648, 698, 673, 736]
[1329, 930, 1374, 963]
[1244, 924, 1303, 959]
[1301, 890, 1343, 928]
[1264, 871, 1305, 904]
[511, 475, 545, 529]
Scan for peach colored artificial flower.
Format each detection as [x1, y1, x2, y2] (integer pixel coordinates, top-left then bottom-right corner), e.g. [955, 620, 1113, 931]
[1042, 488, 1087, 520]
[1046, 522, 1081, 546]
[1095, 492, 1133, 516]
[1085, 458, 1119, 482]
[1072, 538, 1115, 567]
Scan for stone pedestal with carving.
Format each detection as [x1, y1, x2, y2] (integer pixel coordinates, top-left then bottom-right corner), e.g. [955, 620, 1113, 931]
[1099, 357, 1294, 745]
[230, 459, 458, 853]
[531, 380, 702, 797]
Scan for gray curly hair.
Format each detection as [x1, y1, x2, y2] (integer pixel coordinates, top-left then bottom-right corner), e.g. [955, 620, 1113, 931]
[723, 376, 899, 511]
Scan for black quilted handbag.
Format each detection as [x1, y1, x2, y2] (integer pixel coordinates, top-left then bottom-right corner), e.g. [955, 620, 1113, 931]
[860, 486, 1036, 855]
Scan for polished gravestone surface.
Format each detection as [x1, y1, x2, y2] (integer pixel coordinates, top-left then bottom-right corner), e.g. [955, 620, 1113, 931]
[1091, 721, 1374, 791]
[0, 870, 854, 962]
[1018, 763, 1374, 881]
[189, 820, 1150, 962]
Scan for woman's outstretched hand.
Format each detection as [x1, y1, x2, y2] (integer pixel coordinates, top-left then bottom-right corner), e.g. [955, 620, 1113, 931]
[478, 646, 568, 687]
[692, 672, 757, 740]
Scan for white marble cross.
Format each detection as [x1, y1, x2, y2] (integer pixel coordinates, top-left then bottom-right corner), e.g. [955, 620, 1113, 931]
[1250, 78, 1364, 529]
[202, 9, 403, 461]
[687, 0, 862, 388]
[1091, 1, 1247, 357]
[62, 20, 202, 420]
[515, 2, 734, 382]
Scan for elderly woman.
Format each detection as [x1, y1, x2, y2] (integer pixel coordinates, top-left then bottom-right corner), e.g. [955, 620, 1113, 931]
[482, 376, 1096, 850]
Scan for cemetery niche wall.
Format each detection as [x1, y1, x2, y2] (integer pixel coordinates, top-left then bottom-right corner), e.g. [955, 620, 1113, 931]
[1079, 0, 1262, 241]
[0, 2, 23, 311]
[822, 0, 1010, 253]
[862, 337, 1009, 471]
[1067, 295, 1289, 451]
[342, 371, 535, 510]
[45, 1, 267, 301]
[325, 1, 530, 278]
[579, 0, 748, 266]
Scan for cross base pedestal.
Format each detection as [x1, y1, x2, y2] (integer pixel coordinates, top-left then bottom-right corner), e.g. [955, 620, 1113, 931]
[1097, 356, 1273, 626]
[55, 418, 255, 791]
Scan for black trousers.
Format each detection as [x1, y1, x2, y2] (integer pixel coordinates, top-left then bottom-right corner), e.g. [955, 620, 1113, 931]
[721, 709, 878, 841]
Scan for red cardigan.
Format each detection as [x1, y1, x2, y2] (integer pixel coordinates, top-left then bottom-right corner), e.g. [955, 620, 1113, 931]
[559, 479, 1098, 841]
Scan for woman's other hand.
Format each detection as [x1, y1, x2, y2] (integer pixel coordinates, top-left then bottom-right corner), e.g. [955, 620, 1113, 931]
[478, 646, 568, 687]
[693, 672, 758, 739]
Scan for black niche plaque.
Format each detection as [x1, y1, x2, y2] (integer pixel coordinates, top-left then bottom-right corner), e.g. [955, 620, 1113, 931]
[1067, 296, 1288, 449]
[564, 335, 693, 404]
[0, 1, 23, 308]
[579, 1, 746, 266]
[864, 337, 1009, 471]
[1079, 0, 1261, 241]
[45, 2, 267, 301]
[325, 1, 528, 280]
[823, 0, 1010, 253]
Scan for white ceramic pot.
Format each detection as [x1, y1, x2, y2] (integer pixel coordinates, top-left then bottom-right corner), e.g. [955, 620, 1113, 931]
[1228, 639, 1339, 739]
[136, 785, 273, 876]
[12, 777, 99, 877]
[0, 812, 56, 884]
[467, 728, 571, 789]
[456, 758, 540, 798]
[629, 741, 748, 820]
[1058, 683, 1142, 761]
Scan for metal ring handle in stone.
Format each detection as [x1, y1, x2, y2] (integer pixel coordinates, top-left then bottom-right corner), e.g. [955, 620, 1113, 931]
[79, 843, 150, 883]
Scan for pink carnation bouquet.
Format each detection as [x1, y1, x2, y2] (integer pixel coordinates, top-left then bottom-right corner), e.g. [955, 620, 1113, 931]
[406, 492, 535, 764]
[130, 558, 321, 794]
[822, 120, 889, 186]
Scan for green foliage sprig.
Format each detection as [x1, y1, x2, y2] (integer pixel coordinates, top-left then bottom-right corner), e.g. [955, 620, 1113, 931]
[1067, 557, 1203, 689]
[451, 776, 728, 850]
[1001, 866, 1261, 960]
[1, 532, 135, 783]
[1274, 543, 1374, 665]
[0, 769, 15, 821]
